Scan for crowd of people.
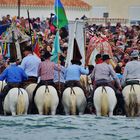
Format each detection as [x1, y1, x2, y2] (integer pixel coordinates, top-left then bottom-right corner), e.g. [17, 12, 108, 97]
[0, 14, 140, 115]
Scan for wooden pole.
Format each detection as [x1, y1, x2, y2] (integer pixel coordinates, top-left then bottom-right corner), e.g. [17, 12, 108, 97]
[27, 10, 32, 45]
[18, 0, 20, 18]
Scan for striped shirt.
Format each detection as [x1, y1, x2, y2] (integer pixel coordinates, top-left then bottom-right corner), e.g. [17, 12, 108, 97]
[38, 60, 59, 81]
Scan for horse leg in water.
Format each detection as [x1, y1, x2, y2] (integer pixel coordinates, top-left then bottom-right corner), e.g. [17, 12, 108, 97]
[77, 93, 87, 115]
[94, 92, 102, 116]
[108, 93, 117, 116]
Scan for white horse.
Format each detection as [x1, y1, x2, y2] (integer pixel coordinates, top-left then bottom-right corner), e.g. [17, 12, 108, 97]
[3, 88, 29, 116]
[25, 83, 37, 113]
[62, 87, 87, 115]
[34, 85, 59, 115]
[122, 84, 140, 117]
[25, 83, 37, 102]
[94, 86, 117, 116]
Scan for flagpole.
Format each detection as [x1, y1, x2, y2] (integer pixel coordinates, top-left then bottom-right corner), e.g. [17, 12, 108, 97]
[83, 25, 87, 68]
[56, 0, 61, 95]
[27, 10, 32, 46]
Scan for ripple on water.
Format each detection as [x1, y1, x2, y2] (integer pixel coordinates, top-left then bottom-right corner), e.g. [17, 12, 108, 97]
[0, 115, 140, 140]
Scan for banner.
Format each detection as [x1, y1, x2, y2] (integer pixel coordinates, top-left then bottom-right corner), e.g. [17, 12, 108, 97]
[65, 21, 85, 67]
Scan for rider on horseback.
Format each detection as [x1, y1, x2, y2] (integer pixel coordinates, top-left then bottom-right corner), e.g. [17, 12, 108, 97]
[91, 54, 122, 90]
[19, 44, 41, 85]
[64, 58, 89, 93]
[0, 57, 28, 114]
[122, 50, 140, 86]
[91, 54, 124, 115]
[31, 51, 61, 113]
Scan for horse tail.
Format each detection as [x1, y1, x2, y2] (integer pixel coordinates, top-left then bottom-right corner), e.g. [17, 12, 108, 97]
[17, 89, 25, 115]
[129, 85, 138, 116]
[44, 86, 51, 114]
[70, 88, 76, 115]
[101, 87, 109, 116]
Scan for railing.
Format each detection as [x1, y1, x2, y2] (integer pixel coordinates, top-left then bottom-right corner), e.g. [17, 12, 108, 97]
[85, 18, 129, 25]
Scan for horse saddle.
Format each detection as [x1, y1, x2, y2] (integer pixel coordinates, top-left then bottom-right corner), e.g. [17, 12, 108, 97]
[126, 80, 140, 85]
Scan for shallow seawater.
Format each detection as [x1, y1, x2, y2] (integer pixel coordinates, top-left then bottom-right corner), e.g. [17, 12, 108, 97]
[0, 115, 140, 140]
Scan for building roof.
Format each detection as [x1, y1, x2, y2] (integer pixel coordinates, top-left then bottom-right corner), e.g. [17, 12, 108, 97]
[0, 0, 91, 9]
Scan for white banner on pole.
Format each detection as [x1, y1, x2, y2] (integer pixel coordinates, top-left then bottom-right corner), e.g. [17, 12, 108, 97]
[65, 20, 85, 67]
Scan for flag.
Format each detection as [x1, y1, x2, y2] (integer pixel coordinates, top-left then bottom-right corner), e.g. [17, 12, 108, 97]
[53, 0, 68, 29]
[51, 31, 61, 63]
[34, 42, 40, 57]
[33, 39, 40, 57]
[0, 42, 2, 55]
[72, 38, 82, 61]
[3, 42, 7, 56]
[5, 43, 10, 58]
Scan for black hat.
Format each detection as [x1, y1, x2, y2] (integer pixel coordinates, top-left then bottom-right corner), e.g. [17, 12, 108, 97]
[23, 45, 32, 52]
[9, 57, 16, 63]
[71, 59, 82, 65]
[43, 51, 52, 59]
[102, 54, 110, 61]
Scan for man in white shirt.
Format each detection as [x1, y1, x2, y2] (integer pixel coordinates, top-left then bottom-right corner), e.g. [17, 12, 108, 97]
[20, 45, 41, 84]
[122, 50, 140, 86]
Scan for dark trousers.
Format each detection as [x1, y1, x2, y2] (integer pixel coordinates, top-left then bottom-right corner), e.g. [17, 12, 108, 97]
[23, 76, 38, 87]
[65, 80, 87, 96]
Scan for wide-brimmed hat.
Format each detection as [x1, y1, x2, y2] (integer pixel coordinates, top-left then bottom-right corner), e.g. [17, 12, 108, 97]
[71, 59, 82, 65]
[102, 54, 111, 61]
[43, 51, 52, 59]
[23, 45, 32, 52]
[9, 57, 16, 63]
[131, 50, 139, 58]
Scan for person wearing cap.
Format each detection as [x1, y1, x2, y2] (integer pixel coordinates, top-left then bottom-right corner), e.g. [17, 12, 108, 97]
[19, 45, 41, 84]
[91, 54, 122, 90]
[0, 57, 28, 114]
[122, 50, 140, 86]
[90, 54, 122, 114]
[64, 59, 89, 90]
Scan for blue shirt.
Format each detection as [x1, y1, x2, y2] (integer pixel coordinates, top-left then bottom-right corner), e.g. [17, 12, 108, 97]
[54, 65, 66, 83]
[65, 64, 89, 81]
[19, 54, 41, 77]
[0, 64, 28, 83]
